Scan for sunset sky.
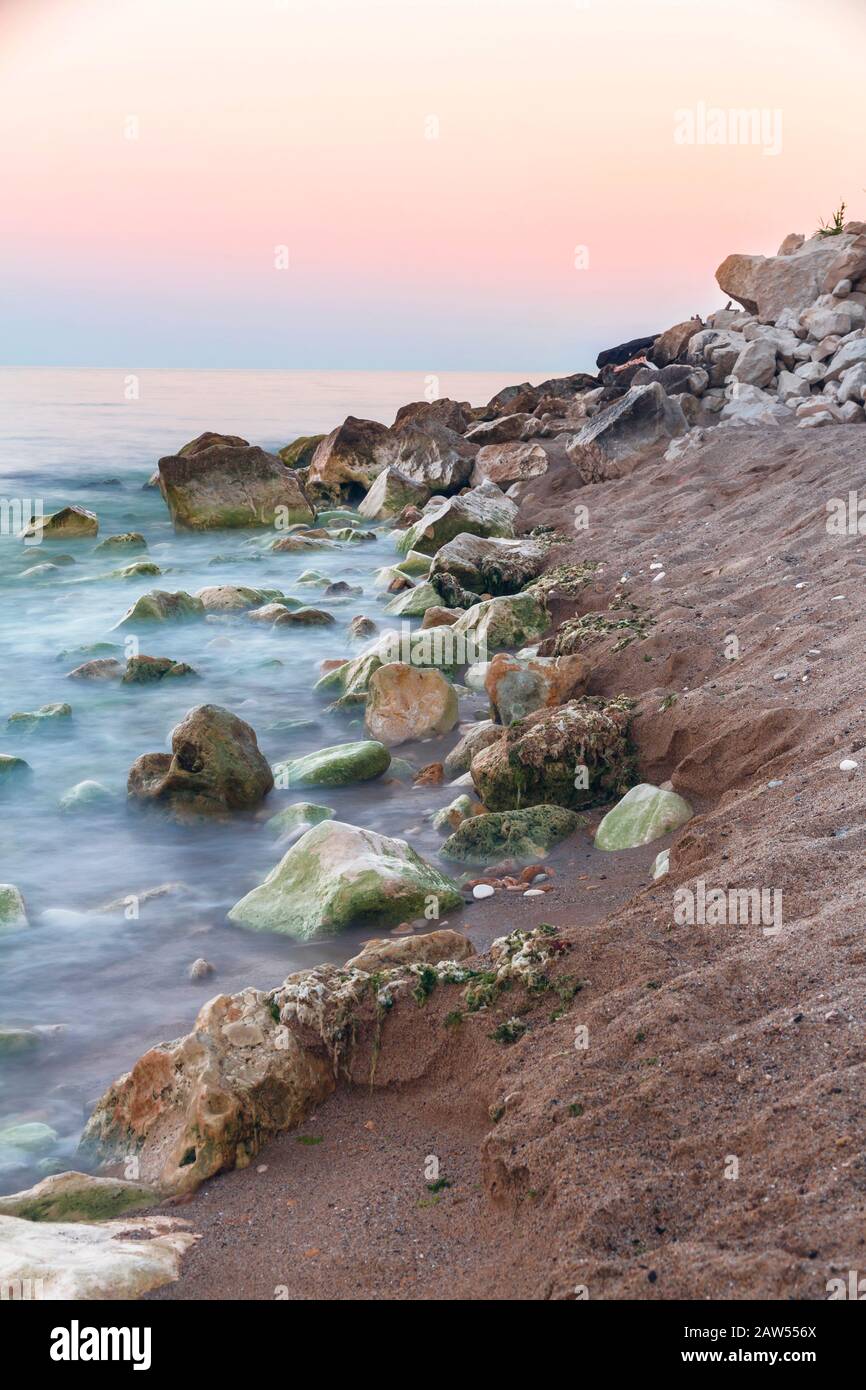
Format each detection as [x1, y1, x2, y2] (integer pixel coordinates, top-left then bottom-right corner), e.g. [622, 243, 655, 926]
[1, 0, 864, 371]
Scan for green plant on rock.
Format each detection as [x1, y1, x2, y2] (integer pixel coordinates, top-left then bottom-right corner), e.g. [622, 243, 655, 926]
[815, 201, 846, 237]
[489, 1017, 527, 1045]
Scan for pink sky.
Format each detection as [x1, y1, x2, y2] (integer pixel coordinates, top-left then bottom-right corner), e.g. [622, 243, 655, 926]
[1, 0, 864, 369]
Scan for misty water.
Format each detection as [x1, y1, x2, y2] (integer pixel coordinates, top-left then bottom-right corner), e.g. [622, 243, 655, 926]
[0, 367, 534, 1193]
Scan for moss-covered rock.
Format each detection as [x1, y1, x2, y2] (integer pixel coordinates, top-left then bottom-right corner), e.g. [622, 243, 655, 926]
[94, 532, 147, 553]
[431, 794, 480, 832]
[595, 783, 693, 850]
[396, 481, 517, 556]
[451, 591, 549, 652]
[470, 697, 635, 812]
[113, 590, 205, 628]
[440, 805, 583, 862]
[278, 434, 325, 469]
[158, 442, 314, 530]
[273, 740, 390, 789]
[383, 581, 442, 617]
[0, 1171, 160, 1224]
[0, 755, 32, 791]
[228, 819, 462, 938]
[122, 656, 198, 684]
[0, 884, 29, 931]
[7, 703, 72, 732]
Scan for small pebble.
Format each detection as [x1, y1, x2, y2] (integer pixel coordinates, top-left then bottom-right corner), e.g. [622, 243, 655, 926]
[473, 884, 495, 900]
[189, 957, 214, 981]
[523, 889, 545, 897]
[839, 758, 858, 774]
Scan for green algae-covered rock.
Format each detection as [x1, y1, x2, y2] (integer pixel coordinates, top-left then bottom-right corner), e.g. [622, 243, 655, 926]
[94, 532, 147, 553]
[265, 801, 335, 839]
[0, 1027, 39, 1054]
[314, 649, 383, 704]
[113, 590, 205, 628]
[0, 1171, 160, 1224]
[0, 1122, 58, 1154]
[0, 884, 29, 932]
[228, 819, 462, 939]
[274, 740, 390, 789]
[470, 697, 635, 812]
[396, 481, 517, 556]
[397, 550, 432, 576]
[441, 805, 583, 863]
[384, 581, 442, 617]
[0, 755, 32, 791]
[451, 591, 549, 652]
[58, 780, 115, 813]
[7, 703, 72, 732]
[595, 783, 693, 851]
[278, 434, 325, 469]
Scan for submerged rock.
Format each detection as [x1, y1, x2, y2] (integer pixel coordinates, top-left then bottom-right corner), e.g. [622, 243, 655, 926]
[265, 802, 335, 839]
[122, 656, 198, 684]
[7, 703, 72, 732]
[113, 590, 205, 628]
[195, 584, 275, 612]
[441, 805, 583, 862]
[227, 819, 462, 938]
[20, 505, 98, 541]
[383, 581, 442, 617]
[396, 481, 518, 555]
[58, 780, 115, 813]
[158, 441, 314, 530]
[273, 739, 391, 788]
[595, 783, 693, 850]
[0, 755, 33, 791]
[94, 532, 147, 553]
[470, 697, 634, 811]
[364, 664, 458, 746]
[0, 884, 29, 931]
[128, 704, 274, 819]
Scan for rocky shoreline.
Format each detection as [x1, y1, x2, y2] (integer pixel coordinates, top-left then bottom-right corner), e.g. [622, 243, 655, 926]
[3, 218, 866, 1300]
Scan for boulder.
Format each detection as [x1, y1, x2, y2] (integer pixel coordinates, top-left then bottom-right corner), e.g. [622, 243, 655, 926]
[730, 337, 777, 388]
[464, 414, 530, 445]
[420, 606, 461, 628]
[469, 697, 634, 811]
[272, 607, 335, 627]
[429, 533, 546, 596]
[158, 443, 314, 530]
[113, 590, 205, 627]
[305, 417, 397, 502]
[127, 705, 274, 819]
[393, 398, 472, 433]
[470, 441, 548, 488]
[81, 986, 336, 1192]
[122, 656, 198, 684]
[396, 481, 518, 556]
[388, 419, 477, 495]
[364, 664, 459, 746]
[824, 337, 866, 382]
[485, 651, 588, 724]
[67, 658, 125, 681]
[273, 739, 391, 788]
[0, 1170, 159, 1223]
[651, 318, 704, 367]
[278, 434, 325, 469]
[381, 582, 440, 619]
[450, 591, 549, 652]
[440, 805, 583, 863]
[20, 506, 98, 542]
[227, 819, 462, 939]
[0, 1212, 198, 1299]
[195, 585, 273, 612]
[7, 702, 72, 731]
[594, 782, 693, 849]
[566, 383, 687, 484]
[716, 232, 864, 321]
[344, 928, 472, 972]
[443, 719, 503, 778]
[0, 884, 29, 931]
[357, 466, 429, 520]
[94, 532, 147, 553]
[719, 384, 790, 427]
